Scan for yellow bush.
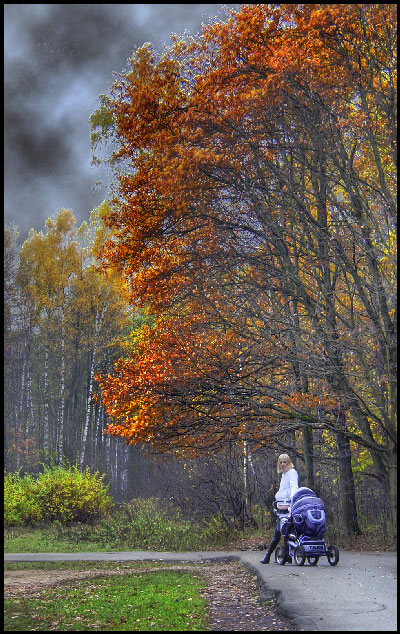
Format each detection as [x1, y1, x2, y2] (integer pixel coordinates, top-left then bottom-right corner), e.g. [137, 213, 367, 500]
[4, 465, 114, 526]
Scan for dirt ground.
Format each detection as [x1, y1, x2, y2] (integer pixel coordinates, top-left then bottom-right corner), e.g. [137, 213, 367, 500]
[4, 561, 294, 631]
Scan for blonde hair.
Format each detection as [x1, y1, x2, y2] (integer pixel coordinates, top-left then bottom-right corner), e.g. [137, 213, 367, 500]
[277, 453, 294, 474]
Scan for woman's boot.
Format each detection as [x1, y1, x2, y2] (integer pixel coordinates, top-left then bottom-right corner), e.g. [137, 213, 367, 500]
[260, 550, 272, 564]
[260, 534, 280, 564]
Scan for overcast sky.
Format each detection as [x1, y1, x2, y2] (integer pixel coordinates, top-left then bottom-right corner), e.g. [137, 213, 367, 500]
[5, 4, 240, 243]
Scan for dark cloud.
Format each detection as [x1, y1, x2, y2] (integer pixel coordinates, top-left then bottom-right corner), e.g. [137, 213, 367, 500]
[5, 4, 240, 242]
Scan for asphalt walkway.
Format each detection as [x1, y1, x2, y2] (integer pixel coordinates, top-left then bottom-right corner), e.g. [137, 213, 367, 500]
[5, 549, 397, 631]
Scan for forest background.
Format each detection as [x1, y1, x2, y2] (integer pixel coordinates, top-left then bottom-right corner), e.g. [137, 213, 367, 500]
[4, 4, 396, 547]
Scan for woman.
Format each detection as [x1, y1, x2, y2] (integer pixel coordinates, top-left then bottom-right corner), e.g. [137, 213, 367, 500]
[260, 454, 299, 564]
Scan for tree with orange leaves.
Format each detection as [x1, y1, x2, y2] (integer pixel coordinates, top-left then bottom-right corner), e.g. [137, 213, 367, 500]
[92, 4, 396, 539]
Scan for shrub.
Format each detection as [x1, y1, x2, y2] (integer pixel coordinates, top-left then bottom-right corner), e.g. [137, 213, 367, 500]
[93, 498, 236, 550]
[4, 465, 114, 527]
[36, 465, 113, 524]
[4, 471, 42, 526]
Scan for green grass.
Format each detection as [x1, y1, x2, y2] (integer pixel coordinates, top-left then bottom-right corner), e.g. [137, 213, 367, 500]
[4, 498, 241, 553]
[4, 509, 236, 553]
[4, 527, 110, 553]
[5, 568, 210, 631]
[3, 524, 218, 554]
[4, 561, 189, 571]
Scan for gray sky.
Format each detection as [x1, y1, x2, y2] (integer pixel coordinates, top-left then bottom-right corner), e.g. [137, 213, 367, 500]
[5, 4, 240, 242]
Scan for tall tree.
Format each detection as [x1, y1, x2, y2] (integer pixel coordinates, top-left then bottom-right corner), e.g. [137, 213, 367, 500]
[91, 4, 396, 538]
[7, 207, 131, 482]
[17, 209, 81, 463]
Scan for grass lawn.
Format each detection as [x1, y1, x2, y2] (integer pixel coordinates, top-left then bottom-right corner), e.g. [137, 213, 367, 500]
[4, 566, 209, 631]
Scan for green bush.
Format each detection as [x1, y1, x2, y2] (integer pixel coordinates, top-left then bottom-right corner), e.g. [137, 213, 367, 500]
[4, 466, 113, 527]
[4, 472, 42, 526]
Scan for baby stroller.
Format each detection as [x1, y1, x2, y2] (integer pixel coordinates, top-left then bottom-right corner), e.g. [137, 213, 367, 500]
[274, 487, 339, 566]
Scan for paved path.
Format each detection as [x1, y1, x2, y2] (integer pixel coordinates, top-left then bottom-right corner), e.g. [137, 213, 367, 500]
[5, 550, 397, 631]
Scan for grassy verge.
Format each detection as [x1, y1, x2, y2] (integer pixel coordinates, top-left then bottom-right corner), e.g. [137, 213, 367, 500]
[4, 513, 237, 554]
[4, 527, 114, 554]
[5, 521, 394, 555]
[5, 568, 209, 631]
[4, 561, 190, 572]
[4, 500, 238, 553]
[3, 524, 228, 554]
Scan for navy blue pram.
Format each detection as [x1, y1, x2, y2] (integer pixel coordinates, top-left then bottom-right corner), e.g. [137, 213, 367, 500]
[274, 487, 339, 566]
[291, 487, 327, 537]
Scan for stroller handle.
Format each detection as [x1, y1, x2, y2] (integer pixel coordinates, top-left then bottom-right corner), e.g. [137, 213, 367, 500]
[274, 500, 290, 508]
[273, 500, 290, 514]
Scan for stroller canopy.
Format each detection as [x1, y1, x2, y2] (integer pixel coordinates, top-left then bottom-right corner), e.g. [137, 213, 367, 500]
[290, 487, 327, 538]
[291, 487, 319, 506]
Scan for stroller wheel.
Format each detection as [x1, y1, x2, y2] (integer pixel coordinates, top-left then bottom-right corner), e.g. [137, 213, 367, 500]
[294, 545, 306, 566]
[307, 555, 319, 566]
[275, 545, 289, 565]
[327, 544, 339, 566]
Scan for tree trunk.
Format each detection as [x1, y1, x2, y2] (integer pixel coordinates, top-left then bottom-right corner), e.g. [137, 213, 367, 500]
[336, 405, 361, 540]
[43, 346, 49, 457]
[79, 305, 100, 471]
[106, 433, 111, 479]
[243, 439, 249, 516]
[121, 444, 129, 498]
[25, 365, 33, 466]
[302, 425, 314, 489]
[93, 403, 101, 461]
[58, 314, 66, 465]
[27, 368, 35, 438]
[388, 444, 397, 548]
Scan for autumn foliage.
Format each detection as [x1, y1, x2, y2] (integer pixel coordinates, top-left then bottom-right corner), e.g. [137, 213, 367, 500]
[4, 206, 131, 480]
[92, 3, 396, 521]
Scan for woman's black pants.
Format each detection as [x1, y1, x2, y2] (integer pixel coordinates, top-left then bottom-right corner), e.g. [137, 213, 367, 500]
[260, 521, 282, 563]
[267, 522, 282, 553]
